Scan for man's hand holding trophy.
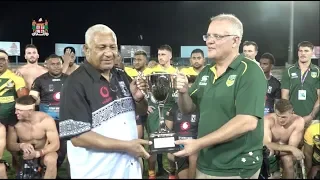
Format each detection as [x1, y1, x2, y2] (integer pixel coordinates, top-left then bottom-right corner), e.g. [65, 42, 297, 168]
[136, 70, 187, 154]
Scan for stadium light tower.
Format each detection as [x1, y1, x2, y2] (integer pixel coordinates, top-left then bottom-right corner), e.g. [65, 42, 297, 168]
[287, 1, 294, 66]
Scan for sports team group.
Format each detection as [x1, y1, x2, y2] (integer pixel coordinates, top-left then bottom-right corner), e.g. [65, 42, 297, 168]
[0, 13, 319, 179]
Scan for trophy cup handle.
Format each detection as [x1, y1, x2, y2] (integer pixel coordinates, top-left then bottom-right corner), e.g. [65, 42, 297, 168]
[141, 89, 149, 99]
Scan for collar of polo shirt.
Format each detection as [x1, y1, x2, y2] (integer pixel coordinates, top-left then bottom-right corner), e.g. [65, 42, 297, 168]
[83, 60, 118, 82]
[294, 61, 318, 70]
[209, 53, 243, 73]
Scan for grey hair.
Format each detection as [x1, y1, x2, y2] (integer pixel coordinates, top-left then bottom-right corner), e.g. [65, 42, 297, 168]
[210, 14, 243, 42]
[85, 24, 117, 47]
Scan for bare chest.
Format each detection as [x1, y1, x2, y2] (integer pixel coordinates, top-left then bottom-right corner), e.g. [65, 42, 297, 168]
[15, 123, 46, 143]
[21, 67, 46, 88]
[271, 125, 294, 144]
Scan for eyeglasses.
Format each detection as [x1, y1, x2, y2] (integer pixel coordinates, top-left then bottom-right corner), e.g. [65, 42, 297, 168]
[203, 34, 238, 41]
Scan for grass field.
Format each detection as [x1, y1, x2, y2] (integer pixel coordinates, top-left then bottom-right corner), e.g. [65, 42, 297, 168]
[3, 150, 170, 179]
[2, 150, 69, 179]
[2, 128, 170, 179]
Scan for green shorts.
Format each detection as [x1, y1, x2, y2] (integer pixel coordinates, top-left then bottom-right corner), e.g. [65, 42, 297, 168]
[146, 107, 171, 134]
[269, 155, 280, 173]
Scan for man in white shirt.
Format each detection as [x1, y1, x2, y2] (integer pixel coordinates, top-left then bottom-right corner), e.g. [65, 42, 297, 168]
[59, 24, 150, 179]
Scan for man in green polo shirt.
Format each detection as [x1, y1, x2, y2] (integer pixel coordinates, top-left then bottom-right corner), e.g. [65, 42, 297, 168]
[173, 14, 267, 179]
[281, 41, 320, 126]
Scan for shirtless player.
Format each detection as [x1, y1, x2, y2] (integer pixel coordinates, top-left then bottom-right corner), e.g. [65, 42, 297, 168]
[0, 49, 29, 176]
[0, 122, 7, 178]
[6, 95, 60, 179]
[16, 44, 47, 90]
[263, 99, 305, 179]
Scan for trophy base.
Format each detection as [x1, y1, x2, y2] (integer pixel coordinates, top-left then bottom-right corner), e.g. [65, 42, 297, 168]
[149, 131, 180, 154]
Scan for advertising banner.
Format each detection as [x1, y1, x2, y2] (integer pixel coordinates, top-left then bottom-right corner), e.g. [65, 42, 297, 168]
[0, 41, 21, 56]
[312, 46, 320, 59]
[180, 46, 207, 58]
[120, 45, 151, 58]
[55, 43, 85, 57]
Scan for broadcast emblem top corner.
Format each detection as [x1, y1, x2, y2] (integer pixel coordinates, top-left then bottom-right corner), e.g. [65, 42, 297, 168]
[32, 18, 49, 37]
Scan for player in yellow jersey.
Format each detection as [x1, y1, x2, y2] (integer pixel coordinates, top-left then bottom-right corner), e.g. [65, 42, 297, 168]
[124, 66, 138, 78]
[125, 50, 149, 79]
[304, 120, 320, 179]
[180, 48, 206, 76]
[0, 50, 29, 177]
[132, 50, 148, 75]
[144, 45, 176, 179]
[148, 60, 158, 68]
[144, 45, 176, 76]
[130, 50, 149, 139]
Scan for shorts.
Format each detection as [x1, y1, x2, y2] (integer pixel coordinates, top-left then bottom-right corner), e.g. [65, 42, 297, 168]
[269, 155, 280, 173]
[146, 107, 171, 134]
[0, 113, 18, 127]
[17, 158, 46, 179]
[175, 156, 189, 173]
[315, 171, 320, 179]
[137, 114, 148, 126]
[55, 121, 67, 168]
[39, 104, 59, 120]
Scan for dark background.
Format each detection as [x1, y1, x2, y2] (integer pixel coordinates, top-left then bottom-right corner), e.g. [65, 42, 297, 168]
[0, 1, 319, 65]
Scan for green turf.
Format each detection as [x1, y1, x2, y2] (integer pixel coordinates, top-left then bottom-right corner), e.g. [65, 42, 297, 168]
[2, 150, 69, 179]
[3, 151, 16, 179]
[142, 128, 171, 179]
[2, 129, 170, 179]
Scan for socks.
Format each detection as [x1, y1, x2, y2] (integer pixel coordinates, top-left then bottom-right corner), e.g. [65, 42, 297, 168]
[168, 160, 177, 175]
[148, 170, 156, 177]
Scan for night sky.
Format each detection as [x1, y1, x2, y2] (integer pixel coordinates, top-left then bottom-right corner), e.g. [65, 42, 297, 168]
[0, 1, 319, 65]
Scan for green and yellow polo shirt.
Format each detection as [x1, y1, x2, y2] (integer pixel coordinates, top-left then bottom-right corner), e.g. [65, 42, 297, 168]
[189, 54, 267, 178]
[281, 62, 320, 119]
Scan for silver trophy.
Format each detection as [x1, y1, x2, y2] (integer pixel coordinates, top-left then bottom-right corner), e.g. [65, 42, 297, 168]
[144, 72, 180, 153]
